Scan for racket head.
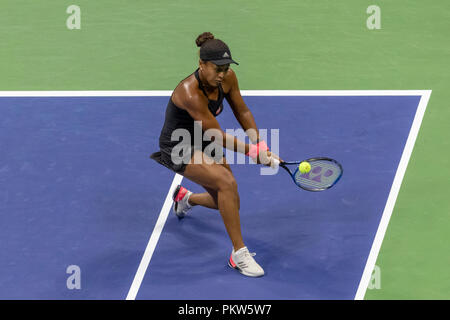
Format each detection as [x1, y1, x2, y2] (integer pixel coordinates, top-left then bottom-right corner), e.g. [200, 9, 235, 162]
[283, 157, 343, 191]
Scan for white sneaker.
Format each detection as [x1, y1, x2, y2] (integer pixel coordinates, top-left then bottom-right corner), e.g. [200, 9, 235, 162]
[172, 185, 192, 219]
[228, 246, 265, 277]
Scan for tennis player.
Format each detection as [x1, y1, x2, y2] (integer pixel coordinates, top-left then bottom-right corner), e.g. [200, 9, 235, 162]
[150, 32, 280, 277]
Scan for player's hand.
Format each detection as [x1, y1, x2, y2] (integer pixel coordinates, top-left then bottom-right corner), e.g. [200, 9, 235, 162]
[255, 151, 283, 167]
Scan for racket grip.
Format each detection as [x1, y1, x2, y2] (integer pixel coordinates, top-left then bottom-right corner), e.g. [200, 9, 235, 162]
[271, 157, 280, 168]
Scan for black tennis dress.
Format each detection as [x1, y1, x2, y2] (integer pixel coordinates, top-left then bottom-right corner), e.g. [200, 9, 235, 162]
[150, 68, 225, 174]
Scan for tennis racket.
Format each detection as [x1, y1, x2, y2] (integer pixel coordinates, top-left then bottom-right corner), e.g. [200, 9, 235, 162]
[272, 157, 343, 191]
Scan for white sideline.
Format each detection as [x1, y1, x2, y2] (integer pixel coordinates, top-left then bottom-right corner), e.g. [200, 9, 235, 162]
[354, 90, 431, 299]
[126, 173, 183, 300]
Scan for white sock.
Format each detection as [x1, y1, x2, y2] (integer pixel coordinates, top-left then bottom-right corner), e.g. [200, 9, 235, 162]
[234, 246, 247, 254]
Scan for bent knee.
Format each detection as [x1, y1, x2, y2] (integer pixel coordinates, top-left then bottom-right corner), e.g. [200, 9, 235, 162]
[216, 172, 238, 192]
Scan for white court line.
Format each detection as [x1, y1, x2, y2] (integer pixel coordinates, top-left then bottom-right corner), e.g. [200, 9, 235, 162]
[126, 173, 184, 300]
[354, 90, 432, 299]
[0, 90, 430, 97]
[0, 91, 173, 97]
[0, 90, 431, 299]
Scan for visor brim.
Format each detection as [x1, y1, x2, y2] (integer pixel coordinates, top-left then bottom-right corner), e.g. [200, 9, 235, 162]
[209, 58, 239, 66]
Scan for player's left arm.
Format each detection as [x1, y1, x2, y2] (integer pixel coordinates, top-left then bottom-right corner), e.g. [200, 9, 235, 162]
[224, 68, 261, 144]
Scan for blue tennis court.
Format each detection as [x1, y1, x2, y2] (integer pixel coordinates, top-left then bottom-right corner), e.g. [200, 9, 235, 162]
[0, 94, 421, 299]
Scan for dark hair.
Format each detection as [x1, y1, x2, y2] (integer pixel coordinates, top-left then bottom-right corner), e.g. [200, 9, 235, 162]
[195, 32, 215, 47]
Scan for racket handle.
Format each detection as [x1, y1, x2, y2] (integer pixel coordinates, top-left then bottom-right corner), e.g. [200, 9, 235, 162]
[271, 157, 280, 168]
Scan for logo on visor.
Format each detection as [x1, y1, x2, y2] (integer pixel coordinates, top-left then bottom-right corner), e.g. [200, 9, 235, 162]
[223, 52, 230, 58]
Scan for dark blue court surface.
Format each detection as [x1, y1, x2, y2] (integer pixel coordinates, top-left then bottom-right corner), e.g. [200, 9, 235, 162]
[0, 94, 421, 299]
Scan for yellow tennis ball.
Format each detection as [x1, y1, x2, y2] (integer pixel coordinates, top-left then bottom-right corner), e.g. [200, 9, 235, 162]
[299, 161, 311, 174]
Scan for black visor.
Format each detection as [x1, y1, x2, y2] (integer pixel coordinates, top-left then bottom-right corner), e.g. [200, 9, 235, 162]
[200, 40, 239, 65]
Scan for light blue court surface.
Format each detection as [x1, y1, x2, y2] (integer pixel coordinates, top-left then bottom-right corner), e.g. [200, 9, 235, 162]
[0, 95, 420, 299]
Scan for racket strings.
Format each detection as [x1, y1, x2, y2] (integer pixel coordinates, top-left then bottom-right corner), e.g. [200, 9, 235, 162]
[294, 160, 342, 190]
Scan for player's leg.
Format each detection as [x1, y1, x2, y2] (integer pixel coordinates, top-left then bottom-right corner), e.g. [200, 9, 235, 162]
[176, 150, 264, 277]
[188, 157, 240, 210]
[186, 186, 218, 209]
[182, 150, 244, 251]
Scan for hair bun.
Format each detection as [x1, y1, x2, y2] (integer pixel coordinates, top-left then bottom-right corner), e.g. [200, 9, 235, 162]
[195, 32, 215, 47]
